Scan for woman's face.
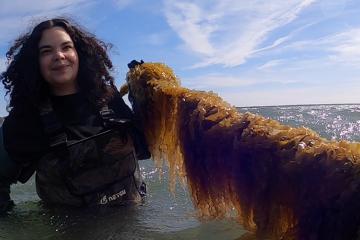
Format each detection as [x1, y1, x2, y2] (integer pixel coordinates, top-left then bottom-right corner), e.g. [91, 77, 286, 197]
[38, 26, 79, 95]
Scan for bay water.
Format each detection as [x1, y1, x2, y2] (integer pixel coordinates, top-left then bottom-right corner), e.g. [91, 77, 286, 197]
[1, 104, 359, 240]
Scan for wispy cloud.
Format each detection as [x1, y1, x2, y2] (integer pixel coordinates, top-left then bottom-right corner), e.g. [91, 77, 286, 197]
[258, 27, 360, 72]
[319, 0, 349, 17]
[327, 28, 360, 65]
[0, 0, 88, 16]
[0, 0, 94, 45]
[183, 75, 255, 89]
[223, 82, 360, 107]
[182, 73, 298, 90]
[164, 2, 217, 56]
[147, 32, 169, 46]
[164, 0, 316, 68]
[113, 0, 133, 10]
[258, 59, 286, 71]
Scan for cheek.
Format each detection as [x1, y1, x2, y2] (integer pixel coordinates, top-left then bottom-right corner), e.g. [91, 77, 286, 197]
[72, 53, 79, 76]
[72, 52, 79, 69]
[39, 57, 49, 79]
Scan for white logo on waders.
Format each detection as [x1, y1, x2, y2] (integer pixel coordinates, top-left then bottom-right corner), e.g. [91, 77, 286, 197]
[99, 189, 126, 205]
[100, 195, 108, 205]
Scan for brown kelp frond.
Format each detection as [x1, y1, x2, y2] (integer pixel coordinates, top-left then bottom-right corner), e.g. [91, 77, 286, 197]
[119, 83, 129, 97]
[126, 63, 186, 188]
[126, 62, 360, 240]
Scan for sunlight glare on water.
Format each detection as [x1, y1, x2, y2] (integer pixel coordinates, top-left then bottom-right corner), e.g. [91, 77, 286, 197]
[241, 104, 360, 142]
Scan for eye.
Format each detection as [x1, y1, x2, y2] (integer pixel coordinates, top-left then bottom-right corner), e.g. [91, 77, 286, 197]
[63, 45, 73, 51]
[39, 49, 51, 55]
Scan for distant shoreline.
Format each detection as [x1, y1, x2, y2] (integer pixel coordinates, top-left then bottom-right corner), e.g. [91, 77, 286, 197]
[238, 103, 360, 109]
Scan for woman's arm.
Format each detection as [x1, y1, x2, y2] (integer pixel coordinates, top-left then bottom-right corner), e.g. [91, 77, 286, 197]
[109, 91, 151, 160]
[0, 124, 18, 213]
[0, 106, 47, 212]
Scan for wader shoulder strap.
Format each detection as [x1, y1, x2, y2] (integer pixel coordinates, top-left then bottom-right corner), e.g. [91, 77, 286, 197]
[39, 98, 134, 150]
[98, 105, 150, 160]
[38, 100, 67, 148]
[99, 104, 131, 128]
[39, 100, 123, 147]
[99, 104, 115, 126]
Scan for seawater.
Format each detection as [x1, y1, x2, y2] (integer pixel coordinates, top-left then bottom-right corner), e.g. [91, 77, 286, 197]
[1, 104, 360, 240]
[241, 104, 360, 142]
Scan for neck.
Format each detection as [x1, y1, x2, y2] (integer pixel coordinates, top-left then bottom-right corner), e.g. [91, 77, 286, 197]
[50, 83, 78, 96]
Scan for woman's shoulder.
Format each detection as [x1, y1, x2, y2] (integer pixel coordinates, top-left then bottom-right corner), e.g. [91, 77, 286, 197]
[3, 103, 43, 143]
[4, 103, 40, 125]
[2, 103, 47, 167]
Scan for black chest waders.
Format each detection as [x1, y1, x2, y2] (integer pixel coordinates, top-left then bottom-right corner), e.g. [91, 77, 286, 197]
[35, 101, 146, 207]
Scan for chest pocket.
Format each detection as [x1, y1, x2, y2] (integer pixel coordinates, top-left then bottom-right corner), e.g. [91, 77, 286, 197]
[65, 130, 137, 195]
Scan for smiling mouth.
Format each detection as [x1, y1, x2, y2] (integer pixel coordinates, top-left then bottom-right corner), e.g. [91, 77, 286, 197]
[52, 65, 70, 71]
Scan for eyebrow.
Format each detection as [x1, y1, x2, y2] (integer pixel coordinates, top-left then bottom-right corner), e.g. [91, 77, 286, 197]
[39, 41, 74, 50]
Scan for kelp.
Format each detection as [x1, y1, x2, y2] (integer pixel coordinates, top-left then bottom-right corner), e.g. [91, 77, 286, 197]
[125, 62, 360, 240]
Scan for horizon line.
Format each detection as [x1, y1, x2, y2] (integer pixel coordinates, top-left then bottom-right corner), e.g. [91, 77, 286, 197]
[238, 103, 360, 108]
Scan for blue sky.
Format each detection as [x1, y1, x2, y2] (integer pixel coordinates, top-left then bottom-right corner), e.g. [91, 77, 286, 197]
[1, 0, 360, 116]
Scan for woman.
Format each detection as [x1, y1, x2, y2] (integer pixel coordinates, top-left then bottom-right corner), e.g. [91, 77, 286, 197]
[0, 18, 149, 212]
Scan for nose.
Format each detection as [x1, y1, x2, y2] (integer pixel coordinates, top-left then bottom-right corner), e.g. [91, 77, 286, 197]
[53, 49, 66, 61]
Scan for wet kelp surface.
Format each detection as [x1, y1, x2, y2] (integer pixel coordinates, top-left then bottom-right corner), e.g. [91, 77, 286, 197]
[125, 63, 360, 240]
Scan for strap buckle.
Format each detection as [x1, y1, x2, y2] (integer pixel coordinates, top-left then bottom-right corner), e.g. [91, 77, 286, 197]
[49, 132, 68, 148]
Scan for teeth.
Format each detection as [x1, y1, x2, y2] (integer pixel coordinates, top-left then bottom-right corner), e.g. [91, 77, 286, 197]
[53, 65, 69, 70]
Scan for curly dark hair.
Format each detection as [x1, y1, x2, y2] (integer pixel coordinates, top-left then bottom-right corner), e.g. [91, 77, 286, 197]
[1, 18, 116, 110]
